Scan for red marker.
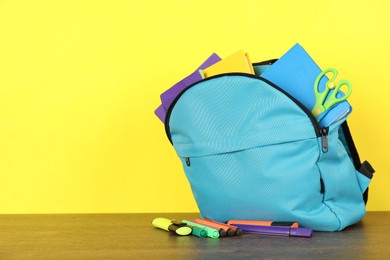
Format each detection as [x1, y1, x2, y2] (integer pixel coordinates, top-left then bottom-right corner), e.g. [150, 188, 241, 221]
[227, 220, 299, 228]
[203, 218, 243, 236]
[190, 219, 227, 237]
[194, 219, 233, 236]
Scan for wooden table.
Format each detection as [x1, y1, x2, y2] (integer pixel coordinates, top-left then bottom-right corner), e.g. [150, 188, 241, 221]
[1, 212, 389, 259]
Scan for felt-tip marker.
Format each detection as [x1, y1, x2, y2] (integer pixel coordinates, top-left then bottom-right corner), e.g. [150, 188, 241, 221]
[182, 220, 219, 238]
[227, 220, 299, 228]
[191, 219, 227, 237]
[186, 224, 207, 238]
[152, 217, 192, 236]
[196, 218, 235, 236]
[204, 218, 243, 236]
[231, 224, 312, 238]
[170, 220, 207, 238]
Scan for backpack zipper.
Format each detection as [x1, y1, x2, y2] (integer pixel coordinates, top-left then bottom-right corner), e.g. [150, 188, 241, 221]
[320, 127, 329, 153]
[185, 157, 191, 166]
[258, 76, 329, 153]
[164, 73, 328, 151]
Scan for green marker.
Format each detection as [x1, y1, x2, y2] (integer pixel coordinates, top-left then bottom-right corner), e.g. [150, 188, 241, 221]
[190, 225, 207, 238]
[152, 217, 192, 236]
[182, 220, 219, 238]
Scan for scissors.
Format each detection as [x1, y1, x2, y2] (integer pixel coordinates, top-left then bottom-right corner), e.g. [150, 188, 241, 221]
[311, 68, 352, 118]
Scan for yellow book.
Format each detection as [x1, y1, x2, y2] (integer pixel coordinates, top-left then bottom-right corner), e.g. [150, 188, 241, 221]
[202, 50, 255, 78]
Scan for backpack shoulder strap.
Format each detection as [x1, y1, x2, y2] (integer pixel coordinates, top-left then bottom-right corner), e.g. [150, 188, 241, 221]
[339, 121, 375, 204]
[339, 121, 361, 169]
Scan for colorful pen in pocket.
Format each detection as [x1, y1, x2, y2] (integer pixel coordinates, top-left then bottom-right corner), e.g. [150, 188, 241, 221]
[227, 219, 299, 228]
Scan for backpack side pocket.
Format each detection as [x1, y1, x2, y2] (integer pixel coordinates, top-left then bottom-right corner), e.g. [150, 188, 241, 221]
[317, 121, 367, 230]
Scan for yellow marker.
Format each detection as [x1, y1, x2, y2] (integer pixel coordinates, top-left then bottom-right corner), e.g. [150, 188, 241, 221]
[152, 217, 192, 236]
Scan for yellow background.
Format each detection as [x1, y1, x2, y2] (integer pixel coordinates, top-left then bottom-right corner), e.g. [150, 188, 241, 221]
[0, 0, 388, 214]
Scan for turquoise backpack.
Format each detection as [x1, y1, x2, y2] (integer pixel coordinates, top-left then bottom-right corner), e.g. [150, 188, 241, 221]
[164, 62, 374, 231]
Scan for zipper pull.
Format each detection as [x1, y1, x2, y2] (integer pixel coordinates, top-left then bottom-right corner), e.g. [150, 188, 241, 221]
[185, 157, 191, 167]
[320, 127, 329, 153]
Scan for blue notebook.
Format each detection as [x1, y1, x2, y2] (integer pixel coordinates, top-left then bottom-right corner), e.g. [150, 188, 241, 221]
[261, 43, 351, 127]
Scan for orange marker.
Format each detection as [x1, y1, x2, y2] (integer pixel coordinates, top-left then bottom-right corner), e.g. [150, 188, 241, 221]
[227, 220, 299, 228]
[191, 219, 227, 237]
[195, 219, 233, 236]
[202, 218, 243, 236]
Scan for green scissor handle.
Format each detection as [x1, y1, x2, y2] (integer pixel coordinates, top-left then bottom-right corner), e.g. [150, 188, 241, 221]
[312, 68, 353, 117]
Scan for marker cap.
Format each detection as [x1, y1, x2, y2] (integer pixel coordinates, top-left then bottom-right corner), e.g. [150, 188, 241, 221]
[226, 229, 235, 236]
[152, 217, 172, 232]
[191, 226, 207, 238]
[170, 225, 192, 236]
[234, 228, 244, 236]
[289, 227, 312, 238]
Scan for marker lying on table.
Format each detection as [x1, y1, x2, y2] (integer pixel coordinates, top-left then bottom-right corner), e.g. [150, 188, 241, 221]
[190, 225, 208, 238]
[231, 224, 312, 238]
[170, 220, 208, 238]
[227, 220, 299, 228]
[182, 220, 220, 238]
[191, 219, 228, 237]
[200, 218, 242, 236]
[152, 218, 192, 236]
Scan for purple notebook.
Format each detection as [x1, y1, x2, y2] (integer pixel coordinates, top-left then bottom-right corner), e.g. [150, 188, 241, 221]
[155, 53, 221, 123]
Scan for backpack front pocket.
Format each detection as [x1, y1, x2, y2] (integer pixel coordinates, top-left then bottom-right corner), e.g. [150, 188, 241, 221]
[179, 137, 343, 231]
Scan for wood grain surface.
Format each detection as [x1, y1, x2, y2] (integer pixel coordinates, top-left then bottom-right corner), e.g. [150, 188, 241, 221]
[0, 212, 389, 259]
